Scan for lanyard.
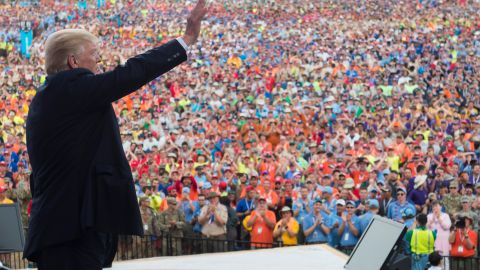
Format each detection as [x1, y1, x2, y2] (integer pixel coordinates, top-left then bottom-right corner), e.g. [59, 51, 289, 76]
[473, 175, 480, 184]
[458, 230, 469, 245]
[246, 199, 254, 210]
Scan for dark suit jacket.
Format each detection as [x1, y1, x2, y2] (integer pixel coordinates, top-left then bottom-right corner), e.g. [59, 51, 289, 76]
[24, 39, 187, 261]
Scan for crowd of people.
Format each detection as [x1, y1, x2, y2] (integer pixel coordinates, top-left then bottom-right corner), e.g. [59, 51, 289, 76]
[1, 0, 480, 268]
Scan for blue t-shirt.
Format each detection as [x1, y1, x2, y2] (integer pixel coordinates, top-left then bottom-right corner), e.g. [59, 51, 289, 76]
[180, 200, 199, 223]
[339, 215, 360, 247]
[387, 200, 416, 223]
[293, 198, 314, 223]
[192, 203, 204, 233]
[236, 198, 255, 215]
[358, 211, 375, 236]
[302, 211, 332, 243]
[329, 213, 343, 248]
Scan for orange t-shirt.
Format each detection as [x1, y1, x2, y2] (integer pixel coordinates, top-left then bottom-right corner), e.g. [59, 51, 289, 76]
[450, 229, 477, 257]
[249, 210, 277, 247]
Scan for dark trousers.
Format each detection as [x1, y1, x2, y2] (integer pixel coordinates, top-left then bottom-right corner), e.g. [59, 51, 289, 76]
[37, 230, 117, 270]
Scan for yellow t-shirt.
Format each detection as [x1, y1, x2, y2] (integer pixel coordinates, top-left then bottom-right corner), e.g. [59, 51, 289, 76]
[387, 155, 400, 172]
[274, 218, 299, 246]
[148, 195, 162, 212]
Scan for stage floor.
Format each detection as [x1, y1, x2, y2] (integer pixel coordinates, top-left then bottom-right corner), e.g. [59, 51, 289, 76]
[110, 244, 348, 270]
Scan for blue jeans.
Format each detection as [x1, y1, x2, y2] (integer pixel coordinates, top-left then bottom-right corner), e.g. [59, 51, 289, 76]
[411, 253, 429, 270]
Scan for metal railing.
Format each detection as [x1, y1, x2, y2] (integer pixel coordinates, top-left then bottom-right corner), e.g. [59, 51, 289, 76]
[1, 234, 479, 269]
[444, 256, 480, 270]
[0, 234, 283, 269]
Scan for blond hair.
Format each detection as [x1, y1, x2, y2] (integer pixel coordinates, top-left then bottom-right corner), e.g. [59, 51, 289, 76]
[45, 29, 98, 76]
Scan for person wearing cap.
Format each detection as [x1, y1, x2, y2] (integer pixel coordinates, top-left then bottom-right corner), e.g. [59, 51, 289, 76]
[329, 199, 346, 248]
[337, 200, 360, 252]
[135, 196, 157, 258]
[442, 181, 462, 215]
[387, 186, 416, 223]
[405, 213, 437, 270]
[456, 196, 479, 231]
[426, 201, 452, 259]
[179, 187, 199, 244]
[321, 186, 336, 215]
[246, 196, 277, 249]
[449, 214, 478, 270]
[408, 173, 428, 213]
[273, 206, 299, 246]
[302, 198, 332, 244]
[378, 186, 393, 217]
[198, 192, 228, 252]
[157, 196, 185, 256]
[284, 162, 300, 180]
[236, 185, 257, 243]
[358, 199, 380, 235]
[0, 186, 14, 204]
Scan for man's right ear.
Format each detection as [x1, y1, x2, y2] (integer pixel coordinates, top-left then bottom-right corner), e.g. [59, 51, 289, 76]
[67, 55, 77, 69]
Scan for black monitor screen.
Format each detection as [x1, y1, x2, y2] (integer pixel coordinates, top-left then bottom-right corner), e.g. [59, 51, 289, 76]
[0, 203, 25, 252]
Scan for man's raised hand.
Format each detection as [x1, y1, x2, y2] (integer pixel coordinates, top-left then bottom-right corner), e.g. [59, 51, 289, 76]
[183, 0, 208, 46]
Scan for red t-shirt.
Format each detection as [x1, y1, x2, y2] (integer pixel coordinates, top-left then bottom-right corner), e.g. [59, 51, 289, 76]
[450, 229, 477, 257]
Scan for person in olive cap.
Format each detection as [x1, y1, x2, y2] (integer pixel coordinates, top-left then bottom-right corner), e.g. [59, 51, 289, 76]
[157, 197, 185, 255]
[198, 192, 228, 252]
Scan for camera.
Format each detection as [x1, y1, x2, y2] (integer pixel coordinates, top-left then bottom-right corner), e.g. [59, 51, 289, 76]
[455, 217, 466, 229]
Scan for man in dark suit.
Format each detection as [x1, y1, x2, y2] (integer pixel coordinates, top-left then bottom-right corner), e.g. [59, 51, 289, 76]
[24, 1, 208, 269]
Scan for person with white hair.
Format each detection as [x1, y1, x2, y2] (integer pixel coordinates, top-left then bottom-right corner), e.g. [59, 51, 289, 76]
[23, 1, 208, 269]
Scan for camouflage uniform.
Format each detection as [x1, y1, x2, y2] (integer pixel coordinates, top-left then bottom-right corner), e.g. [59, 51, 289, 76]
[133, 206, 157, 259]
[441, 194, 461, 216]
[6, 181, 31, 228]
[157, 202, 185, 256]
[14, 181, 32, 228]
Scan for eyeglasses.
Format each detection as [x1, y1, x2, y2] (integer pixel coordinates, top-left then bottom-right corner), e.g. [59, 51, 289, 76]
[449, 187, 457, 189]
[461, 202, 469, 204]
[397, 193, 405, 196]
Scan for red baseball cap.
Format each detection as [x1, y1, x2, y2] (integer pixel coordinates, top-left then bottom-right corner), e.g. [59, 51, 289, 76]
[246, 185, 254, 192]
[219, 182, 227, 190]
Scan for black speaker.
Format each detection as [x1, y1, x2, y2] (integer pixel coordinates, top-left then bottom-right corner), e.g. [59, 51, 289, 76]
[380, 245, 411, 270]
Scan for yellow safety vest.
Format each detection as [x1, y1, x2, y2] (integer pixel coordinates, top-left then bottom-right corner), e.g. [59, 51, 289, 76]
[410, 229, 434, 255]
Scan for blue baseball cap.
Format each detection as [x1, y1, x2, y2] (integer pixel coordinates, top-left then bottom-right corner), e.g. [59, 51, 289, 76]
[322, 186, 333, 194]
[402, 207, 415, 218]
[368, 199, 379, 208]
